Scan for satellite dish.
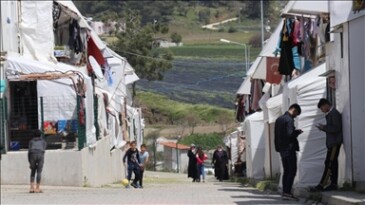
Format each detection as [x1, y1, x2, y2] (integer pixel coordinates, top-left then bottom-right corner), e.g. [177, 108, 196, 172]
[88, 56, 104, 80]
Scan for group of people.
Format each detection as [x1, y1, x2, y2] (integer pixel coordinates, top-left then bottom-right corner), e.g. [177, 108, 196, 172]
[187, 144, 229, 182]
[122, 141, 149, 189]
[275, 98, 343, 201]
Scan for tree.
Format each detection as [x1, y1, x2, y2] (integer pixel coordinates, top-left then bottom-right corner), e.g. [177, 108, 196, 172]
[185, 113, 201, 135]
[198, 8, 211, 24]
[113, 10, 173, 96]
[170, 32, 182, 44]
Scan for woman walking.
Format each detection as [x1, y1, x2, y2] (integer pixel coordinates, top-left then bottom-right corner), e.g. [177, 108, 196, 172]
[196, 147, 208, 183]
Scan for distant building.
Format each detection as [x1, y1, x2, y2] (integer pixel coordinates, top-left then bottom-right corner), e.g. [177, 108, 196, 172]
[159, 141, 189, 173]
[155, 38, 183, 48]
[90, 20, 126, 36]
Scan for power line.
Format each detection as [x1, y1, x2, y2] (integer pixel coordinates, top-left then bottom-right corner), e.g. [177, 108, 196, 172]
[111, 49, 170, 62]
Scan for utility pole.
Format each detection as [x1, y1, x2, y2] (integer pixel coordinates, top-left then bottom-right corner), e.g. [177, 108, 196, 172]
[260, 0, 264, 49]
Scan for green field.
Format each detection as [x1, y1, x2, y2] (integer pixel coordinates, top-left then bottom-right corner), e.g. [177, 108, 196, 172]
[164, 44, 260, 61]
[135, 91, 235, 125]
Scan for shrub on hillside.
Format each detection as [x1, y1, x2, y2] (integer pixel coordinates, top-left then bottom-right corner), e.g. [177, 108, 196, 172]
[179, 133, 224, 150]
[228, 26, 237, 33]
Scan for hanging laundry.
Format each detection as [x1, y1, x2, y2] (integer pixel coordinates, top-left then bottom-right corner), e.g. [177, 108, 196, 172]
[68, 19, 84, 54]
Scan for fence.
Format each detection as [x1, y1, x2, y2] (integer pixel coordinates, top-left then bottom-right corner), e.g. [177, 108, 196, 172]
[0, 97, 7, 154]
[8, 93, 86, 151]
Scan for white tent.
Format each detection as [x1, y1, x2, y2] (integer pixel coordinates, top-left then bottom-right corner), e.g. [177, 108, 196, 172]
[266, 94, 283, 124]
[330, 1, 365, 27]
[236, 19, 284, 94]
[1, 1, 19, 54]
[282, 63, 328, 187]
[19, 1, 55, 63]
[224, 131, 239, 164]
[247, 20, 284, 80]
[6, 54, 96, 147]
[241, 111, 265, 179]
[281, 1, 328, 16]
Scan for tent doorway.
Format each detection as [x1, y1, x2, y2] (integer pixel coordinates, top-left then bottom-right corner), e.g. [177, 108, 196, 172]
[8, 81, 38, 150]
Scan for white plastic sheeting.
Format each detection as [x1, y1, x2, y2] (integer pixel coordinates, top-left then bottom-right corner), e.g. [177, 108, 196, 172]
[6, 54, 96, 147]
[241, 111, 265, 179]
[236, 77, 251, 95]
[281, 1, 328, 16]
[282, 64, 327, 187]
[330, 1, 365, 27]
[19, 1, 55, 63]
[1, 1, 19, 53]
[266, 94, 283, 124]
[248, 20, 284, 80]
[224, 131, 239, 164]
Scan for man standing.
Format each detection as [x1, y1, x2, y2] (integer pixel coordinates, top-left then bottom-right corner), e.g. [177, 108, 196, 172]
[275, 104, 303, 200]
[28, 130, 47, 193]
[312, 98, 342, 191]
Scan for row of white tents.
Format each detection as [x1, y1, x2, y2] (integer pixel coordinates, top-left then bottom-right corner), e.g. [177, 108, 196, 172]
[1, 1, 144, 186]
[228, 0, 365, 192]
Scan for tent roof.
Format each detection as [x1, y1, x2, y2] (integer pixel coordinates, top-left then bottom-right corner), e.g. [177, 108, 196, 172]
[244, 20, 283, 81]
[281, 1, 329, 16]
[288, 63, 326, 89]
[236, 78, 251, 95]
[56, 0, 90, 28]
[330, 1, 365, 27]
[259, 20, 283, 57]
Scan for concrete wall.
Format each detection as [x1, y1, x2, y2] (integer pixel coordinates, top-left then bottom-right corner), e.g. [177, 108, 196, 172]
[1, 149, 83, 186]
[1, 136, 125, 187]
[349, 16, 365, 191]
[81, 137, 124, 187]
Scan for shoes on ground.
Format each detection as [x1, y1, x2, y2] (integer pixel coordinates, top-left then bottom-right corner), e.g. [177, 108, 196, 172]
[131, 183, 139, 188]
[282, 193, 299, 201]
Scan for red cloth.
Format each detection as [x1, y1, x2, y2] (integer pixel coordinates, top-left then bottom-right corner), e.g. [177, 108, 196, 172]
[87, 36, 105, 71]
[266, 57, 282, 84]
[196, 153, 207, 165]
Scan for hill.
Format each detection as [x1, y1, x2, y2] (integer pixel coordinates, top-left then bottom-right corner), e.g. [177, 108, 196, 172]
[75, 1, 286, 109]
[135, 91, 235, 126]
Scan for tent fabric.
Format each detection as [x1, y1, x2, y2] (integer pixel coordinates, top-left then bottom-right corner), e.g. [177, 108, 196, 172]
[241, 111, 265, 179]
[6, 54, 96, 147]
[246, 57, 263, 78]
[248, 20, 284, 80]
[1, 1, 19, 54]
[266, 94, 283, 124]
[125, 73, 140, 85]
[281, 1, 329, 16]
[224, 131, 239, 164]
[56, 0, 90, 29]
[330, 1, 365, 27]
[19, 1, 55, 63]
[283, 63, 327, 187]
[236, 78, 251, 95]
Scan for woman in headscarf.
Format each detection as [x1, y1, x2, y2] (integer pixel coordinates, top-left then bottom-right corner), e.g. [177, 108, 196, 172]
[187, 144, 198, 182]
[212, 145, 229, 181]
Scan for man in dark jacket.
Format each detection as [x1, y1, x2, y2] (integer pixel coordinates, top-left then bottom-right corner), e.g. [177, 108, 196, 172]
[311, 98, 343, 191]
[275, 103, 303, 200]
[28, 130, 47, 193]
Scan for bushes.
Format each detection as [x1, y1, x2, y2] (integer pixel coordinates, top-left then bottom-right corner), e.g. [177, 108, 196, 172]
[179, 133, 224, 150]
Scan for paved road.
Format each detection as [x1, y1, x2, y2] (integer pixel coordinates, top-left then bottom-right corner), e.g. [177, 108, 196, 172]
[1, 171, 305, 205]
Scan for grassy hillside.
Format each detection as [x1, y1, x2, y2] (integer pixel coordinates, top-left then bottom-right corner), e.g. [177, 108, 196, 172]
[135, 91, 235, 126]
